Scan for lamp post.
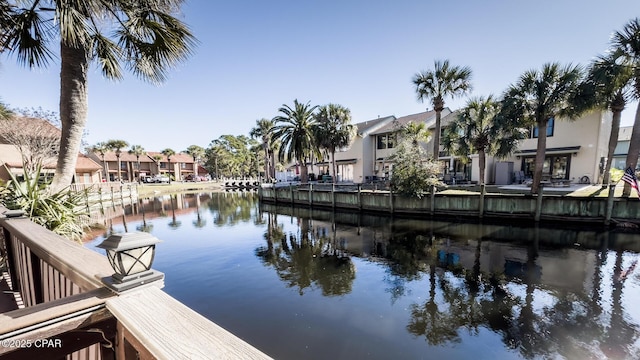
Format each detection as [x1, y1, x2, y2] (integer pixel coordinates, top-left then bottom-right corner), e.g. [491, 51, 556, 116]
[97, 232, 164, 292]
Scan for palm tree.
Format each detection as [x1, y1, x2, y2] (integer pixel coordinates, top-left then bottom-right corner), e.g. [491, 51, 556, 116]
[1, 1, 196, 192]
[272, 99, 319, 183]
[314, 104, 356, 183]
[88, 141, 109, 181]
[401, 121, 431, 147]
[250, 118, 276, 181]
[612, 18, 640, 196]
[502, 63, 584, 194]
[152, 154, 163, 176]
[185, 145, 205, 178]
[161, 148, 176, 183]
[128, 145, 146, 183]
[442, 96, 526, 185]
[106, 139, 129, 182]
[580, 51, 634, 186]
[413, 60, 473, 160]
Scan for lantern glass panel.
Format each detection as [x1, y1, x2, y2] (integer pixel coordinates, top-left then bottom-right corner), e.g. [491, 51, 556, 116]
[119, 246, 155, 275]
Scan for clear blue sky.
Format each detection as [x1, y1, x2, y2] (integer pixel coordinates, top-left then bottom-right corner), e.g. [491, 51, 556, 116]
[1, 0, 640, 152]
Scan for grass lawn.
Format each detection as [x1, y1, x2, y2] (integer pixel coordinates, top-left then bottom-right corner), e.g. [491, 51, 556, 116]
[136, 181, 224, 197]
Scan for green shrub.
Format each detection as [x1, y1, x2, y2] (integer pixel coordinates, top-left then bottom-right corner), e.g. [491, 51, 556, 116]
[0, 165, 86, 242]
[389, 140, 444, 198]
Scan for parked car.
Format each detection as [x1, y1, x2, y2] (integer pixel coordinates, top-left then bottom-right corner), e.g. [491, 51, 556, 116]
[185, 174, 206, 182]
[143, 175, 169, 183]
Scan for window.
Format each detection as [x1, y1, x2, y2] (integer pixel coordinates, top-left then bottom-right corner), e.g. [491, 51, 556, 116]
[377, 134, 396, 149]
[181, 162, 186, 169]
[522, 153, 570, 180]
[531, 117, 554, 138]
[160, 162, 167, 169]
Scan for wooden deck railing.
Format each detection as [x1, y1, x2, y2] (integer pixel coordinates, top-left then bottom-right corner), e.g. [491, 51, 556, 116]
[0, 206, 271, 359]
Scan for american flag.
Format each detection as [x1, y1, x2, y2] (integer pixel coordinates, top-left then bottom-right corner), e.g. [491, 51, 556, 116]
[622, 166, 640, 198]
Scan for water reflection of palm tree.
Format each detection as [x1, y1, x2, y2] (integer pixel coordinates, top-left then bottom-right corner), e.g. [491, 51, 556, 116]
[192, 193, 207, 228]
[601, 249, 638, 358]
[121, 213, 129, 233]
[255, 212, 355, 296]
[136, 198, 153, 233]
[407, 264, 459, 345]
[168, 194, 182, 229]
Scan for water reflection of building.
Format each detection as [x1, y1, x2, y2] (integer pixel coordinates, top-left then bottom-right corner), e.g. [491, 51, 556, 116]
[263, 205, 625, 297]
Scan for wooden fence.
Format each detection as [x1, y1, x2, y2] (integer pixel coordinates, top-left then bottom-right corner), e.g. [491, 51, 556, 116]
[70, 183, 138, 227]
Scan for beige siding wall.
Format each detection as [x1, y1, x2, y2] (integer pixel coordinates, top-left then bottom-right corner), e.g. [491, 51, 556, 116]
[503, 110, 611, 184]
[334, 136, 367, 182]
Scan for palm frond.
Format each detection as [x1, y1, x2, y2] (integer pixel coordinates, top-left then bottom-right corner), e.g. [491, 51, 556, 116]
[3, 6, 56, 67]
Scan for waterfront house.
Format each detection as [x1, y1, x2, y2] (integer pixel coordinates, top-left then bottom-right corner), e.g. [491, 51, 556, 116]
[318, 115, 396, 182]
[146, 151, 196, 181]
[87, 151, 197, 182]
[284, 107, 612, 185]
[368, 110, 445, 181]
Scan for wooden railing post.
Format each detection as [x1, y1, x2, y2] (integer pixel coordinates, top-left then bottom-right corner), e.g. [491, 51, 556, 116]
[430, 185, 436, 215]
[479, 184, 486, 218]
[534, 187, 544, 222]
[605, 184, 616, 226]
[332, 183, 336, 209]
[289, 184, 294, 205]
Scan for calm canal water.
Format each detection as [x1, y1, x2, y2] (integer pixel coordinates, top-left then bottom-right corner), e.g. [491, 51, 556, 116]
[88, 191, 640, 360]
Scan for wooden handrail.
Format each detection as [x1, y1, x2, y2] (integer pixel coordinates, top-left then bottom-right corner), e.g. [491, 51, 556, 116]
[106, 286, 272, 360]
[0, 217, 112, 291]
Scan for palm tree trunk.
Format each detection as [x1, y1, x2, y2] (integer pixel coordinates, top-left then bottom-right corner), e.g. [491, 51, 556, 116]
[299, 157, 308, 183]
[116, 155, 122, 182]
[263, 142, 269, 181]
[602, 109, 623, 186]
[531, 119, 548, 194]
[433, 110, 442, 161]
[331, 148, 337, 183]
[478, 149, 486, 185]
[101, 155, 107, 181]
[51, 43, 89, 192]
[623, 104, 640, 196]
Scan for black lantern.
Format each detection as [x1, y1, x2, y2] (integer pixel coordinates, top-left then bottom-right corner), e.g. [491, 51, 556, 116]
[97, 232, 164, 292]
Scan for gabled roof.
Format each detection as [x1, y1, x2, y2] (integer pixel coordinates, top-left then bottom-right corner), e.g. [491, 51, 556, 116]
[353, 116, 396, 136]
[370, 109, 442, 135]
[76, 154, 102, 171]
